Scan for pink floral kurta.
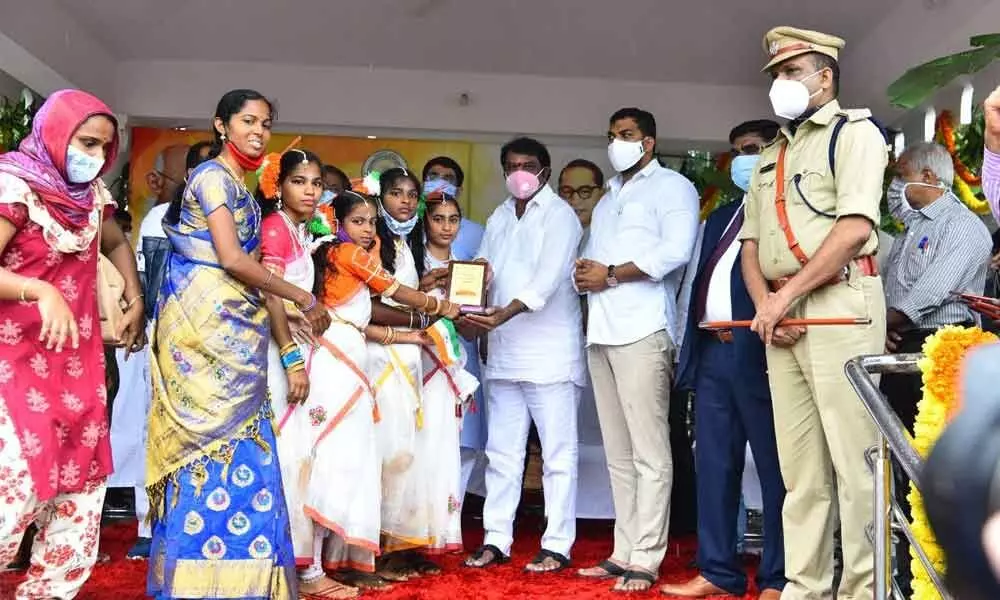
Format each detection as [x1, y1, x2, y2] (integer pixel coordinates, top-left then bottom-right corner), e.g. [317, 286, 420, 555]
[0, 197, 112, 502]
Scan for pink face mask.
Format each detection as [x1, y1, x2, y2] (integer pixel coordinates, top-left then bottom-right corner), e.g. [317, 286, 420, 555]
[505, 169, 544, 200]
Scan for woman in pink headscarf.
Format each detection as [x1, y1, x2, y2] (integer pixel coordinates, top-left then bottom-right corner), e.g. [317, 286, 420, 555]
[0, 89, 144, 599]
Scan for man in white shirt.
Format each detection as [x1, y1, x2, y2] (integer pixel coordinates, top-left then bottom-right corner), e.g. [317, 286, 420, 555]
[574, 108, 699, 592]
[462, 137, 585, 574]
[111, 141, 211, 559]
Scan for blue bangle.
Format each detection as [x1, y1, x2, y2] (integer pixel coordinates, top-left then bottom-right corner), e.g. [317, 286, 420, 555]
[280, 348, 304, 369]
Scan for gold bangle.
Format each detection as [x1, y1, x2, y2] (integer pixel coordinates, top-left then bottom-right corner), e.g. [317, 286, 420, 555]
[262, 270, 274, 291]
[430, 297, 441, 316]
[124, 294, 144, 310]
[18, 278, 36, 302]
[279, 342, 297, 356]
[380, 327, 390, 345]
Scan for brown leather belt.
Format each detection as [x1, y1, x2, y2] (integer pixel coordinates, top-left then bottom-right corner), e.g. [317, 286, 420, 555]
[708, 329, 734, 343]
[768, 255, 878, 293]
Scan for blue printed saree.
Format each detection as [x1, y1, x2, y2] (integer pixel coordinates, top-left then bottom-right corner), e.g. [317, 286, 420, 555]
[146, 160, 295, 599]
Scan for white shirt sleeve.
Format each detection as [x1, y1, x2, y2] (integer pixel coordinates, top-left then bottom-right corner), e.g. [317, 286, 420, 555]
[632, 177, 700, 281]
[516, 208, 582, 312]
[474, 212, 496, 263]
[673, 221, 705, 352]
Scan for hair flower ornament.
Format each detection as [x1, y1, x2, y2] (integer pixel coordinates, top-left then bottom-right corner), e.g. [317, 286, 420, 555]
[349, 170, 381, 197]
[307, 205, 337, 253]
[256, 152, 282, 200]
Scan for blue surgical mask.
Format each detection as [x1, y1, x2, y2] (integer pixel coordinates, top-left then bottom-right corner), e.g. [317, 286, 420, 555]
[66, 145, 105, 184]
[318, 190, 336, 206]
[423, 178, 458, 198]
[379, 201, 418, 237]
[730, 154, 760, 192]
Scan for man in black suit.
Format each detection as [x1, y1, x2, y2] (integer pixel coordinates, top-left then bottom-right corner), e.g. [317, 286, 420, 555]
[662, 120, 787, 599]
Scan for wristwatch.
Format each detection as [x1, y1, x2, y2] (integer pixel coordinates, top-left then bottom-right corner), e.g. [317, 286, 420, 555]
[606, 265, 619, 288]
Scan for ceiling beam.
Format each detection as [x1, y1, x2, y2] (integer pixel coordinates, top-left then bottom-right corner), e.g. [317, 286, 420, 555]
[114, 60, 772, 148]
[0, 0, 116, 100]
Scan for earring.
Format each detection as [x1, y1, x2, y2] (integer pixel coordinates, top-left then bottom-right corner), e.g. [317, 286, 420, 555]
[276, 194, 283, 210]
[220, 133, 227, 142]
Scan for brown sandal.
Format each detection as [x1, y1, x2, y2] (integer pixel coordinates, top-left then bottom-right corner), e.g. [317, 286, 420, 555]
[299, 580, 359, 600]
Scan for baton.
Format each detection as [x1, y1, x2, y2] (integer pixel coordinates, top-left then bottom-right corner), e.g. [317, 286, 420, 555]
[699, 317, 872, 330]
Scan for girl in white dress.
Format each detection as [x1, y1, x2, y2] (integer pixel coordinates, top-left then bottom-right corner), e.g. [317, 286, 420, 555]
[420, 189, 480, 554]
[365, 168, 474, 579]
[306, 190, 459, 591]
[260, 149, 362, 599]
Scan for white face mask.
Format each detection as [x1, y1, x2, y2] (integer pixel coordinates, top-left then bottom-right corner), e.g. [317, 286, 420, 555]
[608, 138, 646, 172]
[768, 69, 824, 120]
[65, 145, 105, 184]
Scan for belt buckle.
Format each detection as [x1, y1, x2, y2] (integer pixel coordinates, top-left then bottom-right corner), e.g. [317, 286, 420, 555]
[715, 329, 734, 343]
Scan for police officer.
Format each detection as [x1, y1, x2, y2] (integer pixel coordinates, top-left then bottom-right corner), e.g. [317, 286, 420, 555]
[739, 27, 888, 600]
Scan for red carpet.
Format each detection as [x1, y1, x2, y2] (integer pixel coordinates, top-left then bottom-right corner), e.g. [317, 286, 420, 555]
[2, 518, 760, 599]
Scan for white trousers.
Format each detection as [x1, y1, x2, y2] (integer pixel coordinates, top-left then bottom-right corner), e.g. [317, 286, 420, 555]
[135, 485, 151, 538]
[482, 380, 580, 557]
[0, 403, 107, 599]
[459, 448, 482, 501]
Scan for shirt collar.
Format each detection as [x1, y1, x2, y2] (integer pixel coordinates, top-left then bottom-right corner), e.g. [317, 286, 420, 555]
[916, 192, 956, 220]
[503, 183, 557, 212]
[609, 158, 661, 191]
[780, 99, 842, 141]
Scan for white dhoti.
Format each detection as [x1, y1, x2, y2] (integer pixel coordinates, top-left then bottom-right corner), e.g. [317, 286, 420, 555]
[482, 380, 580, 557]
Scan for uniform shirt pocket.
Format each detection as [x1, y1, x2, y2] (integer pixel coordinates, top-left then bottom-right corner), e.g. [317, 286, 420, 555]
[792, 167, 836, 217]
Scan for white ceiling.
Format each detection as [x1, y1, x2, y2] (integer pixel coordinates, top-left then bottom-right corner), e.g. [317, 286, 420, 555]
[55, 0, 903, 85]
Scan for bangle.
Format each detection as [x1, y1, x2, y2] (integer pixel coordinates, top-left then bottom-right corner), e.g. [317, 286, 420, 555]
[18, 278, 37, 302]
[298, 294, 317, 313]
[388, 328, 396, 344]
[262, 270, 274, 291]
[280, 347, 304, 369]
[420, 313, 430, 329]
[124, 294, 144, 310]
[285, 361, 305, 374]
[279, 342, 297, 355]
[408, 312, 415, 329]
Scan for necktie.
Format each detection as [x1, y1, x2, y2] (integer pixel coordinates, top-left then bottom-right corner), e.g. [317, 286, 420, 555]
[693, 206, 745, 323]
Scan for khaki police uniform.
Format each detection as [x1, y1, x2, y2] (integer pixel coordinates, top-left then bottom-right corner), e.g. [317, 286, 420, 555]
[739, 26, 889, 600]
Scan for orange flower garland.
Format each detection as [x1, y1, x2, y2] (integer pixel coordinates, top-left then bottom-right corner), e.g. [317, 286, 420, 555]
[256, 152, 283, 200]
[699, 153, 732, 222]
[934, 111, 991, 215]
[907, 325, 998, 600]
[935, 111, 980, 186]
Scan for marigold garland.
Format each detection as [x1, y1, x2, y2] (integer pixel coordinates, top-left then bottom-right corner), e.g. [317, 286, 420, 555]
[699, 153, 732, 221]
[935, 111, 991, 215]
[256, 152, 283, 200]
[908, 325, 998, 600]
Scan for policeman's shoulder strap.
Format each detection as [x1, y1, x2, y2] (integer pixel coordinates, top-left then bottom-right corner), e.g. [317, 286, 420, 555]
[828, 108, 889, 176]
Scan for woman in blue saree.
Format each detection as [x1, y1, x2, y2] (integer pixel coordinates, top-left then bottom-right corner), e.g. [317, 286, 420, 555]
[146, 89, 331, 600]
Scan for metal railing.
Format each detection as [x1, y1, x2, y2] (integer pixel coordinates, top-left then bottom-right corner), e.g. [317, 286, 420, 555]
[844, 354, 953, 600]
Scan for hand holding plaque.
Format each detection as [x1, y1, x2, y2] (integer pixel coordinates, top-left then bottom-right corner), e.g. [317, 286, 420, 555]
[447, 260, 488, 315]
